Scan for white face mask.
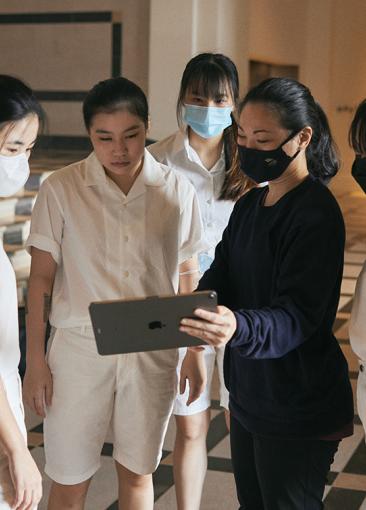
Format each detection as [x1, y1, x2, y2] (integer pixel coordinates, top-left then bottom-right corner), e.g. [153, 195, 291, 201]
[0, 153, 30, 197]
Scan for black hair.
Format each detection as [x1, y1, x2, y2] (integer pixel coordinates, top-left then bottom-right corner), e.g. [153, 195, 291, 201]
[0, 74, 44, 130]
[83, 77, 148, 131]
[349, 98, 366, 155]
[177, 53, 253, 200]
[239, 77, 340, 184]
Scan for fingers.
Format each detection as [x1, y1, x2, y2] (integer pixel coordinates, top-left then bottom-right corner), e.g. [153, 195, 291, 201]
[33, 392, 46, 418]
[179, 376, 187, 395]
[11, 485, 24, 509]
[186, 382, 202, 406]
[45, 380, 53, 407]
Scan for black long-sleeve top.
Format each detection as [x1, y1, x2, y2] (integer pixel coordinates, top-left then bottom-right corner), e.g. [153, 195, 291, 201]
[198, 177, 354, 438]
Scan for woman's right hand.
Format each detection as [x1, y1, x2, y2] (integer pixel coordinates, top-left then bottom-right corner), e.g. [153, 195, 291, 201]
[23, 361, 53, 417]
[8, 446, 42, 510]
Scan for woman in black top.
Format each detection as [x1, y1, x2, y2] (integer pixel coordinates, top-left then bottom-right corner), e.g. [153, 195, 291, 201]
[180, 77, 354, 510]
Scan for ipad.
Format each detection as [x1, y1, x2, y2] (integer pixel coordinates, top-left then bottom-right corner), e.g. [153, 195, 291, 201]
[89, 290, 217, 355]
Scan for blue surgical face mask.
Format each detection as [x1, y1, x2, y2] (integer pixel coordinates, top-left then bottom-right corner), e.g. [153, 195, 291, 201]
[183, 104, 233, 139]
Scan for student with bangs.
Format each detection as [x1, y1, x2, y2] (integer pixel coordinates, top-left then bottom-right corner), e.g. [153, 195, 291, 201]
[149, 53, 253, 510]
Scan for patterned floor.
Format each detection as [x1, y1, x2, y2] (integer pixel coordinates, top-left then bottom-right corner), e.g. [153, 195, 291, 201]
[23, 153, 366, 509]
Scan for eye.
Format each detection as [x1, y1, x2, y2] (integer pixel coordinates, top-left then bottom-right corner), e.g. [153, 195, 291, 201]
[125, 132, 138, 139]
[99, 137, 112, 142]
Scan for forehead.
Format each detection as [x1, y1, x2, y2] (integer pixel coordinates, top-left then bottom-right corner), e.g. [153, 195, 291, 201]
[239, 102, 284, 132]
[90, 109, 144, 131]
[186, 76, 232, 98]
[0, 114, 39, 145]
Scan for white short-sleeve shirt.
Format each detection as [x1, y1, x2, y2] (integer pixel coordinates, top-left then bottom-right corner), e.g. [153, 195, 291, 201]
[0, 242, 20, 379]
[148, 129, 235, 258]
[350, 261, 366, 362]
[26, 149, 205, 328]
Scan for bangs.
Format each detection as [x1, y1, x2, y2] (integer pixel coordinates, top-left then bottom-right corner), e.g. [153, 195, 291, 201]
[185, 63, 233, 100]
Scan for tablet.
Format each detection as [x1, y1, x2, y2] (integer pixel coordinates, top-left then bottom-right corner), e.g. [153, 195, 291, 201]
[89, 290, 217, 355]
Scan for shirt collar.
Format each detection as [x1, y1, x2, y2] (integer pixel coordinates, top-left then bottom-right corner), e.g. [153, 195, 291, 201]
[83, 149, 166, 188]
[180, 127, 226, 173]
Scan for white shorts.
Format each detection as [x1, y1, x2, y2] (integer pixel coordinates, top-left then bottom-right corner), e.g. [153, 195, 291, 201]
[0, 371, 29, 509]
[44, 327, 178, 484]
[357, 362, 366, 436]
[173, 345, 229, 416]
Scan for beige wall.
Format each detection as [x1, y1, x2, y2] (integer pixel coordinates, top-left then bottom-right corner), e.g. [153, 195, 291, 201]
[148, 0, 250, 140]
[0, 0, 150, 137]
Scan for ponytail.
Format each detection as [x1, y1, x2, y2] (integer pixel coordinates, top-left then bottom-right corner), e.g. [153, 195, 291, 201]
[239, 77, 340, 185]
[306, 102, 339, 184]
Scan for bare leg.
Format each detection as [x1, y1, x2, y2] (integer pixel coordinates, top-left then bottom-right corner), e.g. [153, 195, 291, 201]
[224, 409, 230, 431]
[47, 479, 91, 510]
[115, 461, 153, 510]
[173, 409, 211, 510]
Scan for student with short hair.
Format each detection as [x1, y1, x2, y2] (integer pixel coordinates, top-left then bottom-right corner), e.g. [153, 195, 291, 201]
[23, 76, 206, 510]
[149, 53, 252, 510]
[0, 75, 43, 510]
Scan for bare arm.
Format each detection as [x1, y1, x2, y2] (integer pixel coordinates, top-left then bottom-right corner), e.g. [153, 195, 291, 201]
[178, 256, 207, 405]
[23, 247, 57, 417]
[0, 379, 42, 508]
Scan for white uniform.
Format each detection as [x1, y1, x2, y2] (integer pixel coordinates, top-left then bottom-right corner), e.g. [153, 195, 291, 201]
[149, 129, 234, 413]
[349, 261, 366, 432]
[0, 242, 28, 508]
[26, 149, 205, 482]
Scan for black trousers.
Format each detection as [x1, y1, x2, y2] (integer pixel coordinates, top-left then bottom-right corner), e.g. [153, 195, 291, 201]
[230, 415, 339, 510]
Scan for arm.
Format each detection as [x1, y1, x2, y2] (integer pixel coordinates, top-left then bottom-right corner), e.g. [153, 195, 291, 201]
[183, 210, 345, 359]
[349, 262, 366, 362]
[178, 256, 207, 406]
[0, 379, 42, 509]
[23, 247, 57, 417]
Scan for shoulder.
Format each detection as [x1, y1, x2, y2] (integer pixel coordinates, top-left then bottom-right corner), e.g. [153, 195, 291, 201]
[147, 131, 183, 163]
[44, 157, 86, 189]
[295, 178, 343, 226]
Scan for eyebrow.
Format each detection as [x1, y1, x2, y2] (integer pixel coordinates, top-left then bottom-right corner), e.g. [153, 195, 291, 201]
[6, 138, 37, 146]
[191, 91, 228, 99]
[95, 125, 141, 134]
[237, 126, 271, 135]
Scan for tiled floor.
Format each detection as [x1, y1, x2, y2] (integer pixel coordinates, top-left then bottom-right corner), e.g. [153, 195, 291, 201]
[24, 154, 366, 508]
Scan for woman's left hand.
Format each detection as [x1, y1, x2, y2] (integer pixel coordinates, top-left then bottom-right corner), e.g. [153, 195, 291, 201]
[180, 306, 237, 348]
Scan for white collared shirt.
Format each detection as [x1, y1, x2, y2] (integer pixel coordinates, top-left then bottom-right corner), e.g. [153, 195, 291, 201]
[26, 149, 205, 328]
[148, 130, 235, 259]
[0, 242, 20, 378]
[350, 261, 366, 362]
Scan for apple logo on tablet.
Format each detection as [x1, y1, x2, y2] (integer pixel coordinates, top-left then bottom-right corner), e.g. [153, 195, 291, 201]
[149, 321, 166, 329]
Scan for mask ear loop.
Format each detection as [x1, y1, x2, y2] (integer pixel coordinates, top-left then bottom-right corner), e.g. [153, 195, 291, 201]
[279, 130, 302, 160]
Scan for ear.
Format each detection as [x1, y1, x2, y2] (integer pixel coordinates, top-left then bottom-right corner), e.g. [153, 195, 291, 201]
[298, 126, 312, 149]
[146, 115, 151, 134]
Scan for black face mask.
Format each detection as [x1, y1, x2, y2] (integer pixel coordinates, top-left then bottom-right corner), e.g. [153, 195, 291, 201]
[352, 156, 366, 194]
[238, 132, 301, 184]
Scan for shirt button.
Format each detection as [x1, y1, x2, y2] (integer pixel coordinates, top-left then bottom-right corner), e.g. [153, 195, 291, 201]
[124, 271, 129, 277]
[207, 222, 213, 228]
[206, 199, 212, 205]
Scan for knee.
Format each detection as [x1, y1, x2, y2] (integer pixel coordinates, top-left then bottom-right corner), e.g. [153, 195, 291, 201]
[49, 480, 90, 508]
[175, 413, 210, 442]
[117, 464, 152, 490]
